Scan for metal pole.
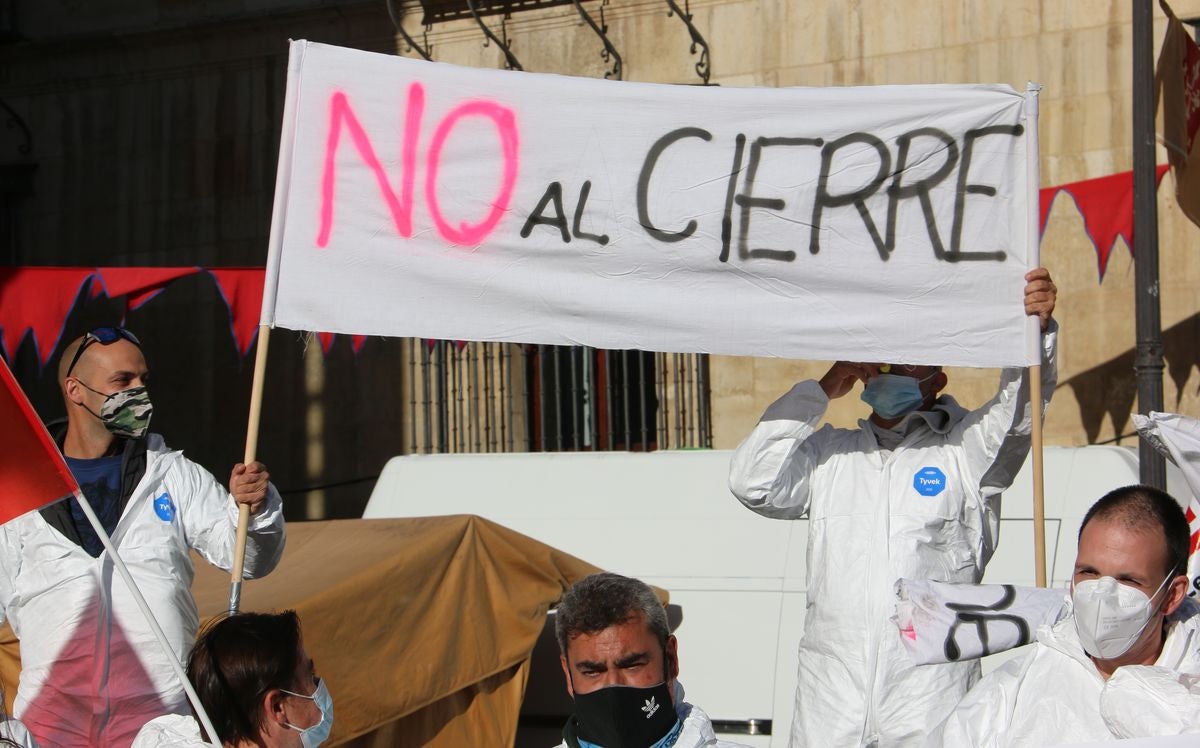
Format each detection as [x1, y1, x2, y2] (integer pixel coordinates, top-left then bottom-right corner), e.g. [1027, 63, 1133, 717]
[622, 351, 632, 449]
[455, 344, 465, 452]
[656, 352, 667, 449]
[571, 347, 581, 450]
[673, 353, 684, 449]
[539, 345, 549, 452]
[697, 352, 711, 447]
[408, 338, 418, 455]
[585, 348, 597, 449]
[605, 351, 614, 451]
[1133, 0, 1166, 487]
[437, 342, 448, 453]
[553, 346, 564, 451]
[483, 343, 494, 452]
[684, 354, 694, 447]
[427, 343, 436, 453]
[471, 343, 481, 452]
[637, 351, 648, 449]
[501, 343, 511, 452]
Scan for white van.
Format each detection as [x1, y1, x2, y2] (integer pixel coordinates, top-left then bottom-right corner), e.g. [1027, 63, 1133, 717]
[362, 447, 1188, 747]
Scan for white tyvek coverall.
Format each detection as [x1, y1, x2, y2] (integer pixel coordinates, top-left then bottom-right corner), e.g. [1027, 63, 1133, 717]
[928, 597, 1200, 746]
[0, 718, 38, 748]
[0, 434, 286, 748]
[728, 328, 1056, 747]
[130, 714, 206, 748]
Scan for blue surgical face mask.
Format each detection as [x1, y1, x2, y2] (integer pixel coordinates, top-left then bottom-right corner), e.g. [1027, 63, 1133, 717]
[861, 373, 934, 420]
[281, 678, 333, 748]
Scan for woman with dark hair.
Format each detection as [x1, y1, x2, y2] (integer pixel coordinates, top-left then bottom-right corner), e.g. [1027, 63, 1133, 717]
[132, 611, 332, 748]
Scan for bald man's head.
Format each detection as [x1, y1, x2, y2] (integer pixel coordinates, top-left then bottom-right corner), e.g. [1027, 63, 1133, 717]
[59, 329, 147, 388]
[59, 332, 149, 410]
[57, 329, 150, 453]
[1079, 485, 1189, 579]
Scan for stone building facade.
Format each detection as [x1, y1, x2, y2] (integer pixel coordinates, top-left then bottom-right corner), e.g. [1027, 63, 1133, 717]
[3, 1, 1197, 517]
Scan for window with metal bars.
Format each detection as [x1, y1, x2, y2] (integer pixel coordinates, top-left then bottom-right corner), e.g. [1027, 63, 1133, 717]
[403, 340, 711, 454]
[413, 0, 575, 25]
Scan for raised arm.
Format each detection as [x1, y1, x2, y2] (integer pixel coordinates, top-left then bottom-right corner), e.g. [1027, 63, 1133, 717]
[955, 269, 1059, 558]
[177, 459, 286, 579]
[728, 362, 871, 519]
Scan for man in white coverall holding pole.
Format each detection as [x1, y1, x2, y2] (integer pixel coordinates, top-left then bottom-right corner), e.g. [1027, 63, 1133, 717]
[728, 269, 1057, 746]
[0, 327, 286, 747]
[929, 484, 1200, 745]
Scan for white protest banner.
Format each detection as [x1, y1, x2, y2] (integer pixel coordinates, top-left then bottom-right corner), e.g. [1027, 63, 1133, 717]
[262, 41, 1039, 367]
[892, 579, 1067, 664]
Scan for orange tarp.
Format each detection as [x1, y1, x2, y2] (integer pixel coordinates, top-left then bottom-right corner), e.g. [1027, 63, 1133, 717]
[1, 515, 607, 746]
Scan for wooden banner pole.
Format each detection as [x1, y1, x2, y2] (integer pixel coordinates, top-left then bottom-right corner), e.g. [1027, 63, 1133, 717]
[1031, 366, 1047, 587]
[229, 324, 271, 614]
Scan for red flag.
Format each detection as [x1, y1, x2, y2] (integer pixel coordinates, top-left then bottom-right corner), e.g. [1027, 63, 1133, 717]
[0, 358, 79, 524]
[208, 269, 266, 356]
[1157, 0, 1200, 228]
[94, 267, 200, 310]
[1039, 164, 1169, 280]
[317, 332, 335, 354]
[1186, 496, 1200, 598]
[0, 267, 95, 367]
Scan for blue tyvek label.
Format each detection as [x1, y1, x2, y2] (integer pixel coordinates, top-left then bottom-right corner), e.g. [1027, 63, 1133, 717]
[913, 467, 947, 497]
[153, 492, 176, 522]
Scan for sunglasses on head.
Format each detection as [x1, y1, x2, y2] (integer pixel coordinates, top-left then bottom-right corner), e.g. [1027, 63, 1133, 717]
[879, 363, 921, 375]
[65, 327, 142, 378]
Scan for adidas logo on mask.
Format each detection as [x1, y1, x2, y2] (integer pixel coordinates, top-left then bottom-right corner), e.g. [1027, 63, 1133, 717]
[642, 696, 659, 719]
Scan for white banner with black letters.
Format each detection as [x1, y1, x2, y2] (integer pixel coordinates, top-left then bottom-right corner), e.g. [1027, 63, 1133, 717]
[893, 579, 1067, 664]
[262, 41, 1039, 367]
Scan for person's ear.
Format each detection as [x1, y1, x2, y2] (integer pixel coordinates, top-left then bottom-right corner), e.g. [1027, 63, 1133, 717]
[931, 371, 948, 395]
[262, 688, 289, 737]
[1163, 574, 1190, 617]
[665, 635, 679, 681]
[560, 654, 575, 699]
[63, 377, 86, 406]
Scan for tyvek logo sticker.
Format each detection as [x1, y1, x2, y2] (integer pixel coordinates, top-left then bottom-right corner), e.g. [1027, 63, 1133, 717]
[913, 467, 947, 496]
[153, 492, 176, 522]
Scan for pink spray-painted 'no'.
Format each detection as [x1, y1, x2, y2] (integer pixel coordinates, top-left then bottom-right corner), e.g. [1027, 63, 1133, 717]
[316, 82, 520, 248]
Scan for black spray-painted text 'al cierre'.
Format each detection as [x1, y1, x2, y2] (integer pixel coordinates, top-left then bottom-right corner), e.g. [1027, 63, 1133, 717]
[521, 123, 1024, 263]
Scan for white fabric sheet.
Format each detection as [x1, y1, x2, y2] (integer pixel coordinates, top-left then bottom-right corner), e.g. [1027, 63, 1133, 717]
[263, 41, 1039, 367]
[1133, 411, 1200, 598]
[893, 579, 1067, 665]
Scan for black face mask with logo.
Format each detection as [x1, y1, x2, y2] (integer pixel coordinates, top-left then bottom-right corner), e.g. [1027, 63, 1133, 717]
[571, 681, 676, 748]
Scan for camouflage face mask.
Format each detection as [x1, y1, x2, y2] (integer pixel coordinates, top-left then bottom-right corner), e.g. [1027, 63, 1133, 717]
[81, 384, 153, 438]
